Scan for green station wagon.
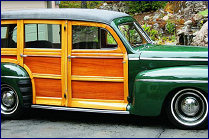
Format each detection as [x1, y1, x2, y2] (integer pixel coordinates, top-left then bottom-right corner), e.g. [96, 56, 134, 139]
[1, 8, 208, 129]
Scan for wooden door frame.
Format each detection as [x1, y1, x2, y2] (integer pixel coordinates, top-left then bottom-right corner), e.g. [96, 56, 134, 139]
[67, 21, 129, 110]
[17, 19, 68, 106]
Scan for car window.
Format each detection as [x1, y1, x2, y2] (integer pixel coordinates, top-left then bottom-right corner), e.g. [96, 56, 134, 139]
[72, 25, 117, 49]
[1, 26, 7, 39]
[118, 22, 146, 47]
[24, 24, 61, 49]
[1, 24, 17, 48]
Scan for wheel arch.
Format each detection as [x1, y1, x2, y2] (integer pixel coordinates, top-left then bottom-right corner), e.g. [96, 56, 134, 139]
[161, 86, 208, 116]
[1, 62, 34, 107]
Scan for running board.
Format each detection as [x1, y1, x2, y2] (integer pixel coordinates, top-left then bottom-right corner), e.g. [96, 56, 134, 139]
[31, 105, 130, 114]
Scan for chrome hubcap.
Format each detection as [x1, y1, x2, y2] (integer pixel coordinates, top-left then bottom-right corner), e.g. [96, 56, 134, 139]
[1, 85, 19, 115]
[2, 91, 15, 107]
[171, 89, 208, 126]
[181, 97, 199, 116]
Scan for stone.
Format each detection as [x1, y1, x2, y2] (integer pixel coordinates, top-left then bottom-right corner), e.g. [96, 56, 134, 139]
[184, 20, 193, 25]
[103, 3, 107, 6]
[193, 14, 203, 21]
[153, 14, 160, 20]
[153, 23, 159, 30]
[144, 16, 150, 21]
[163, 15, 169, 21]
[204, 38, 208, 43]
[191, 21, 208, 46]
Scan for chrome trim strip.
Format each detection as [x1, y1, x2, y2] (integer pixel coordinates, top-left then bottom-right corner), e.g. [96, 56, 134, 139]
[21, 55, 61, 58]
[129, 57, 140, 60]
[70, 56, 123, 59]
[1, 76, 29, 79]
[136, 79, 208, 83]
[140, 57, 208, 61]
[31, 105, 130, 114]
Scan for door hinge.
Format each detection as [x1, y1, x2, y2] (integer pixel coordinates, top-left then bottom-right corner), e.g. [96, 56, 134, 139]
[68, 55, 71, 61]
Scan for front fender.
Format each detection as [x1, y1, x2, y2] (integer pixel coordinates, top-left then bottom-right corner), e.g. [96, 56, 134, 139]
[129, 65, 208, 116]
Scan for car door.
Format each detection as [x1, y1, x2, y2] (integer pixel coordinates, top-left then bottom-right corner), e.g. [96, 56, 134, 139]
[67, 21, 129, 110]
[21, 20, 68, 106]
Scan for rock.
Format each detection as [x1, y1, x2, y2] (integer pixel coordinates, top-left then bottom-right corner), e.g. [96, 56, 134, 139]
[98, 2, 129, 13]
[184, 20, 193, 25]
[176, 15, 182, 19]
[103, 3, 107, 6]
[167, 13, 174, 18]
[193, 14, 203, 21]
[163, 15, 169, 21]
[177, 29, 185, 36]
[191, 21, 208, 46]
[153, 14, 160, 20]
[144, 16, 150, 21]
[153, 23, 159, 30]
[204, 38, 208, 43]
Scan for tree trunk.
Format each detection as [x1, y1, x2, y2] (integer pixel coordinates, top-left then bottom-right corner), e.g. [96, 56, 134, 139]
[81, 1, 87, 8]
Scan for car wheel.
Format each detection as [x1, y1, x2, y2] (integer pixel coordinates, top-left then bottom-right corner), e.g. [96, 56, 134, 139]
[166, 88, 208, 129]
[1, 84, 24, 119]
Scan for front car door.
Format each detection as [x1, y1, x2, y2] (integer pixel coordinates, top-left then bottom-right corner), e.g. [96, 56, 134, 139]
[67, 21, 129, 111]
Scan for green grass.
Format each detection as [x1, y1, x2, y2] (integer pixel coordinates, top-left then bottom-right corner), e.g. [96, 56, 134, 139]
[198, 9, 208, 17]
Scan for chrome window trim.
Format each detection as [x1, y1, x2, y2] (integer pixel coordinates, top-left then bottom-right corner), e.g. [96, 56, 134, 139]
[136, 79, 208, 83]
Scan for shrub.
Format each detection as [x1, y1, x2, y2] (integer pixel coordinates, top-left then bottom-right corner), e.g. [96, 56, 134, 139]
[125, 1, 168, 14]
[165, 22, 176, 34]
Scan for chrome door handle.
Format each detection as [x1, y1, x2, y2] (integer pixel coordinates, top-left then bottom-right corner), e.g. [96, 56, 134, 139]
[68, 56, 76, 59]
[20, 54, 27, 57]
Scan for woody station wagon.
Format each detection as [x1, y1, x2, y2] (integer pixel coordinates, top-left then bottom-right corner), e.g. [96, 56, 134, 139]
[1, 9, 208, 129]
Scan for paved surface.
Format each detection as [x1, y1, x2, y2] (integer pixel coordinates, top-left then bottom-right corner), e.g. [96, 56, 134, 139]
[1, 109, 208, 138]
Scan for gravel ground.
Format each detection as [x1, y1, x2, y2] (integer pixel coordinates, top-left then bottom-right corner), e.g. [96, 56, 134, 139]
[1, 109, 208, 138]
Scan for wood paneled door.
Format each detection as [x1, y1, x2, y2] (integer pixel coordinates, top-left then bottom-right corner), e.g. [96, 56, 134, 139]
[22, 20, 68, 106]
[67, 21, 129, 111]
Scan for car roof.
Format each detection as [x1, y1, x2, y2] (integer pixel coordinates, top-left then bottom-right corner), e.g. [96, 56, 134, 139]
[1, 8, 129, 24]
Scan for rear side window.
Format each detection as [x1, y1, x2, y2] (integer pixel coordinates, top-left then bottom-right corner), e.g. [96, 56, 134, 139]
[72, 25, 117, 49]
[24, 24, 61, 49]
[1, 24, 17, 48]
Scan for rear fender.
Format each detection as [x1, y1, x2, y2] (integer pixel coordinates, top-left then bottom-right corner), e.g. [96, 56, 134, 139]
[1, 63, 32, 108]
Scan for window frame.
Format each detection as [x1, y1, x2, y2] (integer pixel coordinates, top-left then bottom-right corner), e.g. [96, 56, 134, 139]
[24, 23, 62, 49]
[118, 22, 147, 47]
[72, 25, 118, 50]
[1, 20, 18, 57]
[71, 21, 126, 54]
[1, 23, 18, 49]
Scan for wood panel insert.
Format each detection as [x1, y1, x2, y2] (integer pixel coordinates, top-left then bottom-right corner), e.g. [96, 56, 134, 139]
[35, 78, 62, 98]
[24, 57, 61, 75]
[71, 58, 123, 77]
[72, 81, 124, 100]
[1, 56, 17, 60]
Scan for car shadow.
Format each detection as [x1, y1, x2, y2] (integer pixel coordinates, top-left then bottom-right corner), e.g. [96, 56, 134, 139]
[10, 108, 174, 129]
